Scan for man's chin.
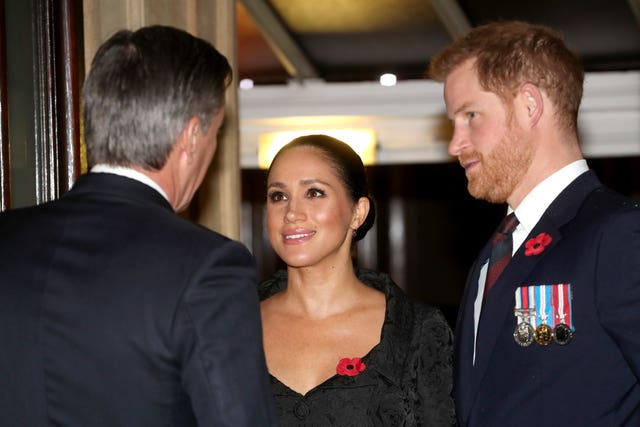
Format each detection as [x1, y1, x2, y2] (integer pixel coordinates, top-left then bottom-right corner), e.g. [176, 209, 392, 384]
[467, 180, 484, 200]
[468, 181, 507, 204]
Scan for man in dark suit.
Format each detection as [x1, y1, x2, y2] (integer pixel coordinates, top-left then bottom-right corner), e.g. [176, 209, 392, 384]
[429, 21, 640, 426]
[0, 26, 276, 426]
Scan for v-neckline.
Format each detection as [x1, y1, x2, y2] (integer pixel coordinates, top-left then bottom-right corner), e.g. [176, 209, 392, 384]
[268, 341, 382, 397]
[268, 296, 391, 397]
[261, 268, 402, 397]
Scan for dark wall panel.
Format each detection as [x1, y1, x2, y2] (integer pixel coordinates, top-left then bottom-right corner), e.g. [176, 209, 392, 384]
[242, 157, 640, 328]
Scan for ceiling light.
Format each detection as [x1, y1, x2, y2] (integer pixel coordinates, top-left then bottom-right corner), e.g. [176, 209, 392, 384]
[258, 129, 377, 169]
[239, 78, 254, 90]
[379, 73, 397, 86]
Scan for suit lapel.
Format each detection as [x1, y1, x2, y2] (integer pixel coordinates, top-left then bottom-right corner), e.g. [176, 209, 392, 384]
[455, 242, 491, 423]
[465, 170, 603, 414]
[472, 216, 560, 385]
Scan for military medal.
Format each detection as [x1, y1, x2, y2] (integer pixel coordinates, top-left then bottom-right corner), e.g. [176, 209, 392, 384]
[513, 286, 535, 346]
[515, 283, 576, 347]
[534, 324, 553, 345]
[553, 323, 573, 345]
[514, 321, 535, 347]
[533, 285, 553, 346]
[552, 283, 574, 345]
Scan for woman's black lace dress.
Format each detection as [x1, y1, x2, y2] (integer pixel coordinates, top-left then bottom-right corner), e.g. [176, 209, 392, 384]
[259, 269, 456, 426]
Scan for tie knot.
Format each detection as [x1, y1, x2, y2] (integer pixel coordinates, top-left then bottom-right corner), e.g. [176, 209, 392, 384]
[498, 213, 519, 235]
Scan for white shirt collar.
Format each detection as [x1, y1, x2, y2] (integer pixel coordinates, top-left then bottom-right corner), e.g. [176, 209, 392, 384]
[90, 164, 169, 202]
[510, 159, 589, 251]
[472, 159, 589, 364]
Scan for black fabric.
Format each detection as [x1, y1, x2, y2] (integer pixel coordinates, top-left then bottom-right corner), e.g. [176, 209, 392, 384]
[0, 173, 277, 427]
[259, 268, 456, 427]
[455, 171, 640, 426]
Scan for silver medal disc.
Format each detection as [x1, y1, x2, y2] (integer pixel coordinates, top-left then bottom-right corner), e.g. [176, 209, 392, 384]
[513, 322, 534, 347]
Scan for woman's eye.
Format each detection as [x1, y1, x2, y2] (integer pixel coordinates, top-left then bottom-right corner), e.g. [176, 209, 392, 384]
[268, 191, 287, 202]
[307, 188, 325, 198]
[467, 111, 476, 120]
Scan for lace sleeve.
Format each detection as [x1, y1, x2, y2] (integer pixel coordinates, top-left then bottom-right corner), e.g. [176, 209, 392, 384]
[413, 306, 457, 427]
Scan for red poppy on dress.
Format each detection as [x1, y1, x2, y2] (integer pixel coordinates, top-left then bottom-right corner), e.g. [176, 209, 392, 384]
[525, 232, 552, 256]
[336, 357, 366, 376]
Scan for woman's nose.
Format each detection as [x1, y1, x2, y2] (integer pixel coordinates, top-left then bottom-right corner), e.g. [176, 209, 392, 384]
[284, 202, 305, 223]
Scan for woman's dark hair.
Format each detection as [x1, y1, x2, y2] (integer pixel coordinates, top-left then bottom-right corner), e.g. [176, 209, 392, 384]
[268, 134, 376, 242]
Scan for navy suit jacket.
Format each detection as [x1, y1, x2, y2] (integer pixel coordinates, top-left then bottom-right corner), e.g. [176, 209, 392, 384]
[0, 173, 276, 426]
[455, 171, 640, 426]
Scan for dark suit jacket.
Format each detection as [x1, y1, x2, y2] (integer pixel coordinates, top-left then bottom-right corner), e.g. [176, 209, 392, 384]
[0, 173, 276, 426]
[455, 170, 640, 426]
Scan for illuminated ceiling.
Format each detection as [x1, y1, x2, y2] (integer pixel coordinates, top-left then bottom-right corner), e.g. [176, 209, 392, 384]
[237, 0, 640, 85]
[236, 0, 640, 168]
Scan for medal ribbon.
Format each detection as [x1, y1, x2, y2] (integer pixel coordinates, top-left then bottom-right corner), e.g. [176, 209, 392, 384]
[514, 286, 536, 326]
[550, 283, 576, 331]
[551, 283, 574, 330]
[552, 284, 560, 326]
[515, 286, 524, 323]
[536, 285, 553, 327]
[516, 285, 574, 329]
[528, 286, 537, 327]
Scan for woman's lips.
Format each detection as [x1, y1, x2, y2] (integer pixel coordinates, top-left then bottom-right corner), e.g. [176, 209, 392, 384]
[282, 230, 316, 244]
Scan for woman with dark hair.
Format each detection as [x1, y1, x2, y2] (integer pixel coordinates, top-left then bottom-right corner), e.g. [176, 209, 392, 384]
[259, 134, 456, 426]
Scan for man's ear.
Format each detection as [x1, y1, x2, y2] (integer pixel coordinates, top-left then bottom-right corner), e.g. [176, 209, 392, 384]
[177, 117, 201, 163]
[519, 82, 543, 127]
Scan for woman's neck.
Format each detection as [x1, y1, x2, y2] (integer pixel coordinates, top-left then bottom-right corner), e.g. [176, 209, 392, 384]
[283, 261, 365, 319]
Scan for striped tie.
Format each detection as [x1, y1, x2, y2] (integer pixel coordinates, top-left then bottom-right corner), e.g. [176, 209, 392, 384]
[484, 213, 519, 298]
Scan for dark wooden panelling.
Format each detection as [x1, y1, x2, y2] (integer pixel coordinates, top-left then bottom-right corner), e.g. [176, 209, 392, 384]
[33, 0, 57, 202]
[242, 158, 640, 328]
[53, 0, 83, 192]
[33, 0, 82, 203]
[0, 0, 10, 211]
[241, 163, 504, 328]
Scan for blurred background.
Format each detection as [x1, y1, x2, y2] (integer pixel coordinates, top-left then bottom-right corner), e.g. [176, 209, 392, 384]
[235, 0, 640, 325]
[237, 0, 640, 84]
[2, 0, 639, 326]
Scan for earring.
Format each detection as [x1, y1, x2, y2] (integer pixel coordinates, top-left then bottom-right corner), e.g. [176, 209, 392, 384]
[352, 228, 357, 237]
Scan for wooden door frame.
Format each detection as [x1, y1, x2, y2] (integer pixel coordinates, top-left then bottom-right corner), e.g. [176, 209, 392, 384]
[33, 0, 83, 203]
[0, 0, 83, 212]
[0, 0, 10, 210]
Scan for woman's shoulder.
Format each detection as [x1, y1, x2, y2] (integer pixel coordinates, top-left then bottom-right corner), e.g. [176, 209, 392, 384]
[356, 268, 453, 358]
[357, 268, 450, 325]
[258, 269, 288, 301]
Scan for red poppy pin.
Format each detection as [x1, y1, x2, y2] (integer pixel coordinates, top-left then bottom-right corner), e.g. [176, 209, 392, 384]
[336, 357, 366, 377]
[525, 232, 552, 256]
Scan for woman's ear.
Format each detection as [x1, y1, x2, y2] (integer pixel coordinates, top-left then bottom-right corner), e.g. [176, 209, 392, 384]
[352, 196, 370, 230]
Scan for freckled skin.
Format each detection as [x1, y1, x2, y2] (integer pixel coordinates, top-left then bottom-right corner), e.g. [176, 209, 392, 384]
[265, 146, 358, 269]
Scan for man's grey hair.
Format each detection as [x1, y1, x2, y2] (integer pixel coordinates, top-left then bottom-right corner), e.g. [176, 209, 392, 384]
[82, 25, 232, 170]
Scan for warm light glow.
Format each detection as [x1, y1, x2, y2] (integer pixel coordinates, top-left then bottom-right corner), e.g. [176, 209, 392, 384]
[239, 78, 254, 90]
[258, 129, 377, 169]
[379, 73, 397, 86]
